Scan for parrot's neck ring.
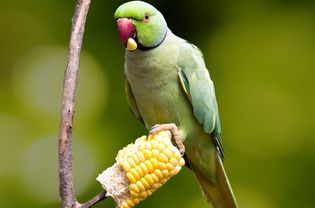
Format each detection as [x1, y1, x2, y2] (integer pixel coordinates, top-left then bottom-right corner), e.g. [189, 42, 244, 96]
[136, 29, 168, 51]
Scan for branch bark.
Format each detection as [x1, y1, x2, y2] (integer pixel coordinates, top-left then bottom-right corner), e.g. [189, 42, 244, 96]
[58, 0, 91, 207]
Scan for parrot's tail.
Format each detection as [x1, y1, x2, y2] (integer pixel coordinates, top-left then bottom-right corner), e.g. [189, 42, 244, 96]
[191, 156, 238, 208]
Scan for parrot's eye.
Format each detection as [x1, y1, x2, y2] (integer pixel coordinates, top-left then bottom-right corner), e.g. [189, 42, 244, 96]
[143, 14, 150, 22]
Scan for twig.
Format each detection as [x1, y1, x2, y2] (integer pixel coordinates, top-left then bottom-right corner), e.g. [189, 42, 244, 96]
[58, 0, 91, 207]
[78, 191, 108, 208]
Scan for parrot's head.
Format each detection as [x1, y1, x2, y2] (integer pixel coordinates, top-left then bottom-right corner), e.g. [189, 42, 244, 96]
[114, 1, 168, 50]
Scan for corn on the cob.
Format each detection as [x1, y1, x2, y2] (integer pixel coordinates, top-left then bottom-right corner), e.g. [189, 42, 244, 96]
[97, 130, 185, 208]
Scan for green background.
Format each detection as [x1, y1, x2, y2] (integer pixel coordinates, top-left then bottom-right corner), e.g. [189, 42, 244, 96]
[0, 0, 314, 207]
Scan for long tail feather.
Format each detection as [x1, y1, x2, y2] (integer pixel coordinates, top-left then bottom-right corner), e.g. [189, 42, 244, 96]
[191, 155, 238, 208]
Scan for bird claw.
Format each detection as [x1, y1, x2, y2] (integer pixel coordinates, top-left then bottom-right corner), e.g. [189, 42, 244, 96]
[148, 123, 185, 156]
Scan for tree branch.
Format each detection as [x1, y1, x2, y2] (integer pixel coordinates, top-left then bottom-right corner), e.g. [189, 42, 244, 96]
[58, 0, 91, 207]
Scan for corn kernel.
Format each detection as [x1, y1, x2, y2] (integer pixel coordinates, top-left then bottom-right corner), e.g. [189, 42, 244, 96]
[150, 140, 159, 149]
[146, 189, 153, 196]
[163, 148, 173, 158]
[152, 183, 160, 190]
[144, 160, 154, 172]
[127, 158, 136, 168]
[132, 154, 140, 164]
[135, 165, 144, 176]
[169, 157, 178, 166]
[152, 149, 159, 157]
[142, 149, 152, 159]
[140, 178, 150, 189]
[174, 152, 182, 160]
[126, 199, 135, 207]
[158, 153, 169, 163]
[130, 190, 138, 197]
[130, 184, 140, 193]
[120, 161, 131, 172]
[121, 201, 129, 208]
[179, 158, 185, 166]
[158, 162, 167, 170]
[154, 169, 163, 180]
[162, 169, 169, 178]
[139, 162, 149, 174]
[139, 191, 147, 199]
[167, 162, 174, 170]
[136, 181, 145, 192]
[126, 172, 137, 184]
[127, 38, 137, 51]
[158, 143, 166, 151]
[174, 166, 181, 175]
[144, 142, 152, 149]
[132, 198, 140, 204]
[150, 173, 159, 183]
[144, 174, 154, 185]
[136, 151, 145, 162]
[130, 168, 140, 180]
[150, 158, 159, 169]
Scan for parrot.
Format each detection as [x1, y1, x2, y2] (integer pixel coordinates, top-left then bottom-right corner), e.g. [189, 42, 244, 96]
[114, 1, 238, 207]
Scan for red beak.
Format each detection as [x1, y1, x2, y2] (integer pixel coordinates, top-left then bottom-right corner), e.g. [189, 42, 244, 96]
[117, 18, 136, 44]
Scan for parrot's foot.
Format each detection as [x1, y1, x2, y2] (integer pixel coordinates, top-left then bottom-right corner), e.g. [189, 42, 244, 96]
[149, 123, 185, 155]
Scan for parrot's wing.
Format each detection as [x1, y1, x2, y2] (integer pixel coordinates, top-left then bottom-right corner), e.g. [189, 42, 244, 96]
[178, 42, 224, 160]
[125, 79, 144, 124]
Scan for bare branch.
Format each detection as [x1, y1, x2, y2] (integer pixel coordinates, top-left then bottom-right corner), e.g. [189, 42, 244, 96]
[58, 0, 91, 207]
[77, 191, 108, 208]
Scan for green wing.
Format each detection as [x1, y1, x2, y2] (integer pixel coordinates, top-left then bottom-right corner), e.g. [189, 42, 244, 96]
[125, 79, 144, 124]
[178, 42, 224, 160]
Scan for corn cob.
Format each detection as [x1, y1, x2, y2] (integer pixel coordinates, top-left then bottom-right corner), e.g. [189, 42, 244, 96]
[97, 130, 185, 208]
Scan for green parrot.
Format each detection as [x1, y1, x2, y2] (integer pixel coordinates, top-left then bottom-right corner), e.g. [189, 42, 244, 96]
[114, 1, 238, 207]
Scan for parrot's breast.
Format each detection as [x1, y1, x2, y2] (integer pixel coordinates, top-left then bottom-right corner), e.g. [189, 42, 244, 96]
[124, 31, 192, 130]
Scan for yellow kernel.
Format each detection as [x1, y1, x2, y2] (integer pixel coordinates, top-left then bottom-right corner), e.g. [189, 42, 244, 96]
[120, 161, 131, 172]
[174, 166, 181, 175]
[144, 160, 154, 172]
[146, 189, 153, 196]
[127, 158, 136, 168]
[150, 140, 159, 149]
[121, 201, 129, 208]
[150, 173, 159, 182]
[130, 190, 138, 197]
[169, 169, 175, 176]
[158, 153, 169, 163]
[139, 191, 148, 199]
[135, 165, 144, 176]
[138, 142, 145, 150]
[130, 168, 140, 180]
[139, 162, 149, 174]
[152, 183, 160, 190]
[174, 152, 182, 160]
[143, 149, 152, 159]
[150, 158, 159, 169]
[169, 157, 178, 166]
[152, 149, 159, 157]
[136, 181, 145, 192]
[127, 37, 138, 51]
[160, 178, 167, 184]
[179, 158, 185, 166]
[162, 169, 169, 177]
[145, 142, 152, 149]
[126, 172, 137, 183]
[144, 174, 155, 185]
[162, 138, 171, 146]
[158, 162, 167, 170]
[158, 143, 166, 151]
[167, 162, 174, 170]
[154, 169, 163, 179]
[163, 148, 173, 158]
[126, 199, 135, 207]
[132, 198, 140, 205]
[140, 178, 150, 189]
[132, 154, 140, 164]
[130, 184, 140, 193]
[136, 151, 145, 162]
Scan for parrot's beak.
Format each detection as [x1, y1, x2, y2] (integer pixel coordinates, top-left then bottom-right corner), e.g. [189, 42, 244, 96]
[117, 18, 136, 45]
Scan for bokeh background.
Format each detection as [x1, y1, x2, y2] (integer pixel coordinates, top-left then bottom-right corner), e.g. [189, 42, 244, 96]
[1, 0, 315, 207]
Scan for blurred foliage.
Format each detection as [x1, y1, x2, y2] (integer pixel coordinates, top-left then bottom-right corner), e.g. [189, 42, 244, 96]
[0, 0, 314, 207]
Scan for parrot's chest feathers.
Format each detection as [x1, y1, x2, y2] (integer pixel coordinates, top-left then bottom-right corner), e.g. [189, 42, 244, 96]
[124, 36, 183, 127]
